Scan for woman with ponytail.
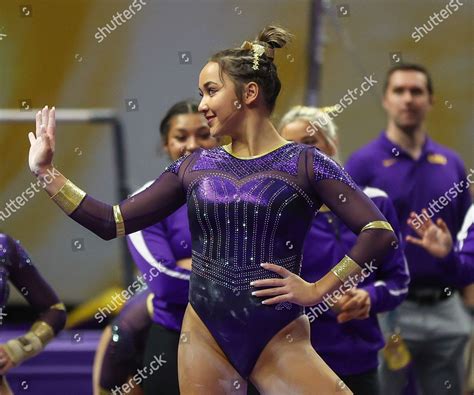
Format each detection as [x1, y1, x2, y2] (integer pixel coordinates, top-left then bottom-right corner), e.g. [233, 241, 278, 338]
[27, 26, 397, 394]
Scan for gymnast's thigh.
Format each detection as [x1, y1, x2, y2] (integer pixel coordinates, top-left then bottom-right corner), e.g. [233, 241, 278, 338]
[93, 325, 112, 394]
[250, 314, 353, 395]
[178, 303, 248, 395]
[0, 377, 13, 395]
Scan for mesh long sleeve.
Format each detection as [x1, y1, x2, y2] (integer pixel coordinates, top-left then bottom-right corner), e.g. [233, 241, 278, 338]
[306, 147, 399, 272]
[6, 236, 66, 334]
[359, 197, 410, 312]
[68, 153, 193, 240]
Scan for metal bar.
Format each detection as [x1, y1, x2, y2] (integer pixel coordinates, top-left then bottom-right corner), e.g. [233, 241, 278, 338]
[306, 0, 324, 106]
[0, 109, 117, 122]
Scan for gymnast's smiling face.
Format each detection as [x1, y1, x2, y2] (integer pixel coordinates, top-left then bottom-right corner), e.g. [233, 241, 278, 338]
[198, 62, 245, 138]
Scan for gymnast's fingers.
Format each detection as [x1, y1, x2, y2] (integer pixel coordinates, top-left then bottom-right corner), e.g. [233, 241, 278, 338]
[260, 263, 292, 278]
[28, 132, 36, 145]
[261, 294, 292, 305]
[252, 286, 287, 297]
[250, 278, 286, 287]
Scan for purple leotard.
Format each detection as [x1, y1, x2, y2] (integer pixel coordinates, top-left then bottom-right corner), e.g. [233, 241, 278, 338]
[66, 142, 397, 377]
[0, 233, 66, 384]
[0, 234, 66, 334]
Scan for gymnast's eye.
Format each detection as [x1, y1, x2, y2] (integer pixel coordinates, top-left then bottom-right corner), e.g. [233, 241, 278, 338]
[302, 137, 317, 145]
[198, 132, 211, 140]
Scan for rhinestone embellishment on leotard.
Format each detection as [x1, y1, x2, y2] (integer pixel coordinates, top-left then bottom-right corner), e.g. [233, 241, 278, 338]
[192, 143, 304, 179]
[174, 144, 358, 296]
[165, 152, 191, 175]
[312, 148, 356, 189]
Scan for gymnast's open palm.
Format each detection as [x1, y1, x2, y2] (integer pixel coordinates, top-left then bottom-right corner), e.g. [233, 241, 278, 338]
[28, 106, 56, 176]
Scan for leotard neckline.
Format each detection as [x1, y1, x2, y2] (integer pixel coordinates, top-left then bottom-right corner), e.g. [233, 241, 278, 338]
[221, 140, 294, 160]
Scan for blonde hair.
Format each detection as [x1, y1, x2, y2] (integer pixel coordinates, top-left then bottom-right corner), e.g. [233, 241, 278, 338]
[279, 105, 340, 161]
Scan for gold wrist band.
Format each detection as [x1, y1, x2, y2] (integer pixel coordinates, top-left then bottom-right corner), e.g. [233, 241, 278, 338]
[4, 334, 41, 364]
[331, 255, 361, 282]
[360, 221, 394, 233]
[113, 204, 125, 237]
[50, 179, 86, 215]
[50, 302, 66, 311]
[31, 320, 55, 344]
[3, 321, 55, 365]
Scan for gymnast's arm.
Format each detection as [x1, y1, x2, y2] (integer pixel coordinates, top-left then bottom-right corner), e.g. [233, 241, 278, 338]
[40, 167, 187, 241]
[28, 107, 189, 240]
[306, 148, 399, 299]
[0, 236, 66, 370]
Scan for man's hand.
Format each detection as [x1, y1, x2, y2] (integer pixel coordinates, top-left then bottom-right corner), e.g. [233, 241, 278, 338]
[407, 209, 453, 258]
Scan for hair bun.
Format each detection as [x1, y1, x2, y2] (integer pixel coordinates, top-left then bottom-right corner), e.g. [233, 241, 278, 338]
[255, 25, 293, 50]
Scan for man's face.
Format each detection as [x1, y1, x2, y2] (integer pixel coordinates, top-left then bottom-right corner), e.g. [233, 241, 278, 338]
[383, 70, 433, 131]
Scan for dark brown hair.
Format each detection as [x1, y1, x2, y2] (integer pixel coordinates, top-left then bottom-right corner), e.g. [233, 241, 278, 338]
[209, 25, 293, 113]
[384, 63, 433, 95]
[159, 100, 200, 143]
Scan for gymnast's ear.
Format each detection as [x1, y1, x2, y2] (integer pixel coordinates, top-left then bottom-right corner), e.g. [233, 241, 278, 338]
[242, 81, 259, 106]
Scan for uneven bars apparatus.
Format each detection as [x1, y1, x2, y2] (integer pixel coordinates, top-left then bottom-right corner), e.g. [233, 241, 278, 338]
[0, 108, 135, 286]
[306, 0, 324, 106]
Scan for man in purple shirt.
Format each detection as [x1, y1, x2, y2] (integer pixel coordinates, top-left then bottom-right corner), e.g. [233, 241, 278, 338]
[346, 64, 472, 394]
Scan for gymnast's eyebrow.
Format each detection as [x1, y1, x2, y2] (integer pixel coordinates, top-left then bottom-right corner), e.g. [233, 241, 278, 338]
[198, 81, 219, 92]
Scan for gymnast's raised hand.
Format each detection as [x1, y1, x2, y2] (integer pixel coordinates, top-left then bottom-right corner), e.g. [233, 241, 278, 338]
[27, 107, 71, 199]
[28, 106, 56, 177]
